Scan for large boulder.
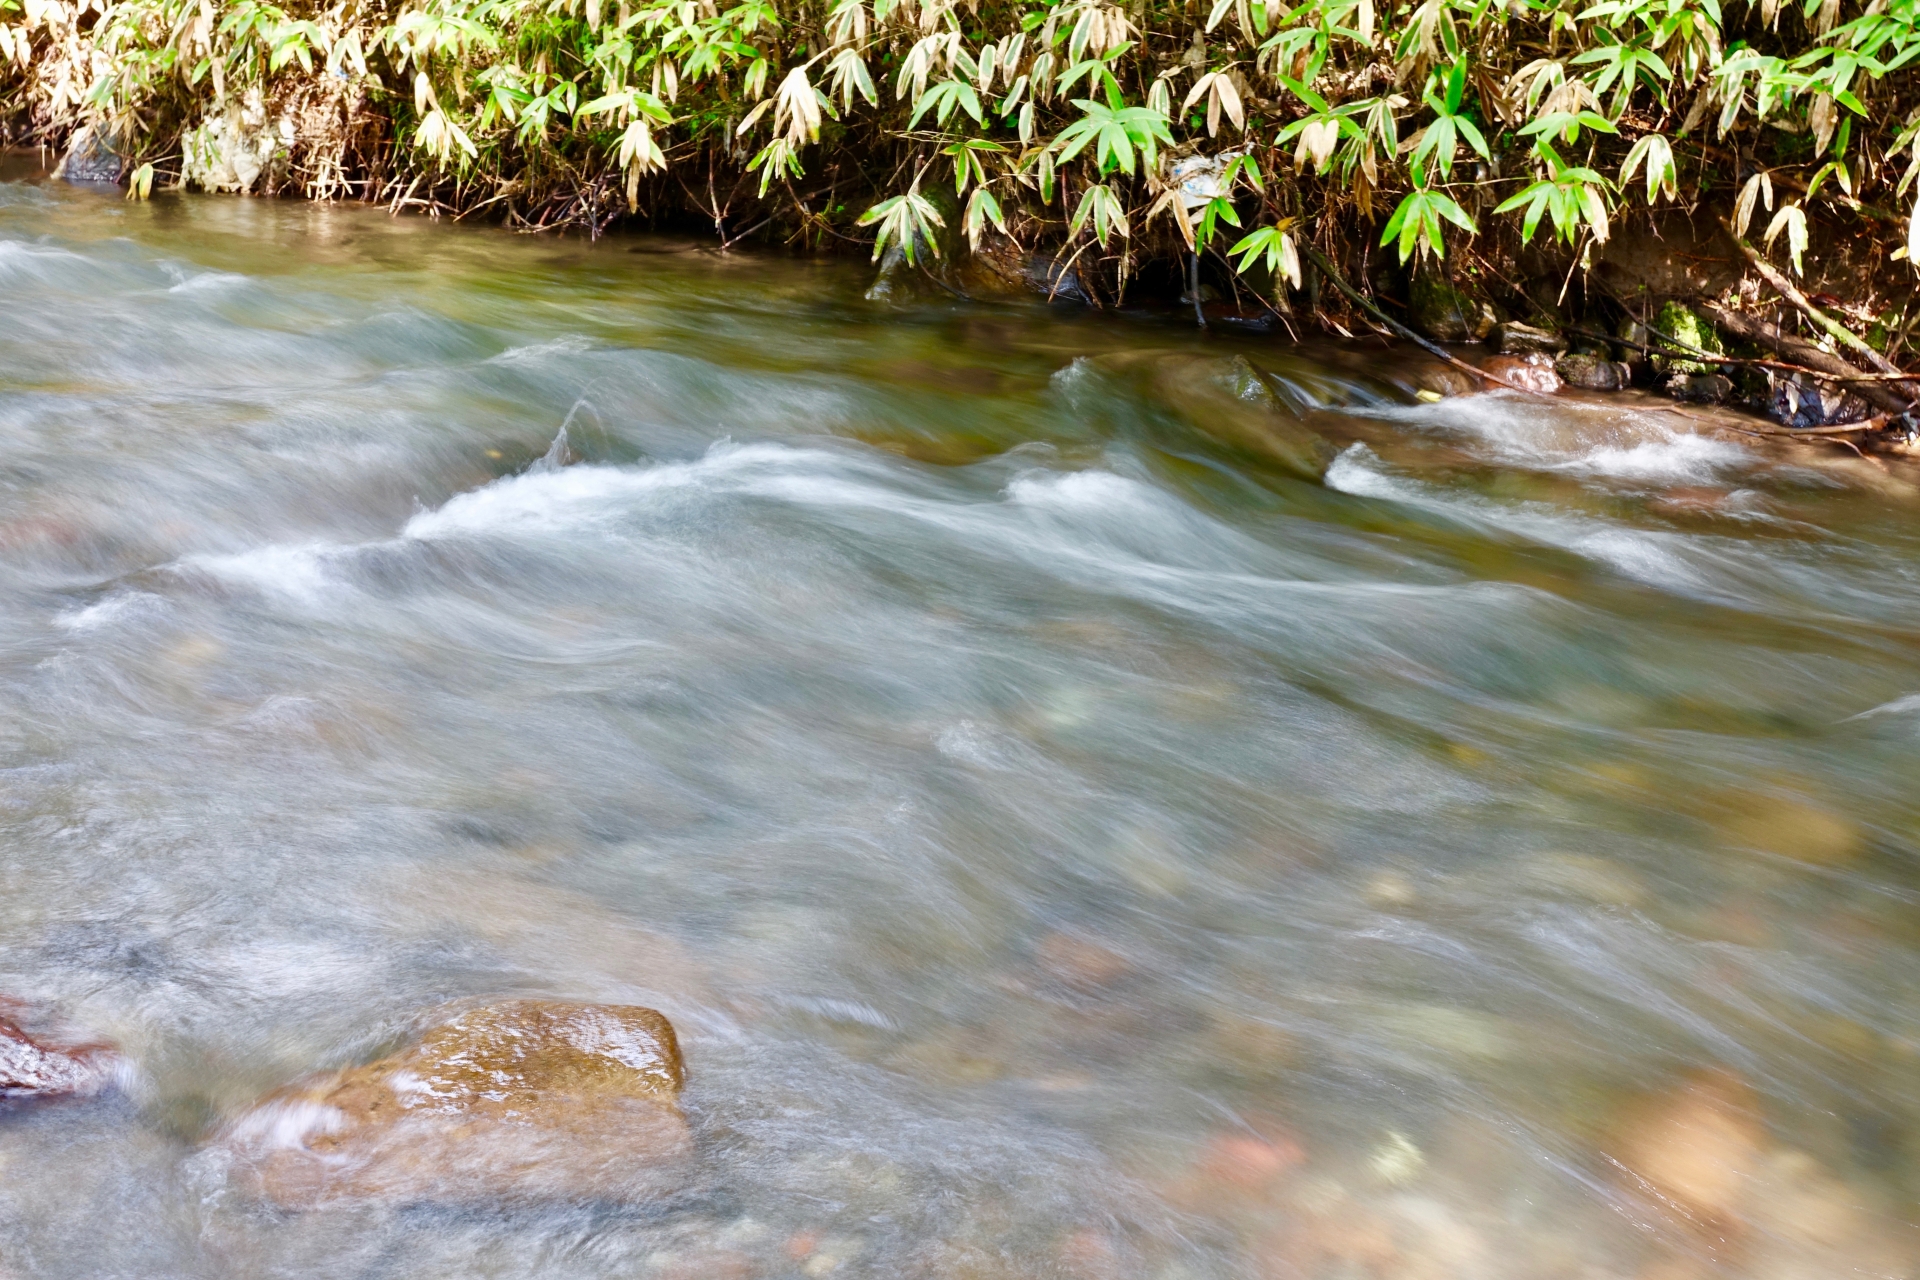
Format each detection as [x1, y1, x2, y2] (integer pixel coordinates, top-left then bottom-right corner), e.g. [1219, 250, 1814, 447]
[220, 999, 692, 1206]
[1649, 301, 1724, 375]
[0, 1005, 118, 1098]
[1479, 353, 1562, 394]
[1491, 321, 1566, 356]
[181, 88, 293, 194]
[1409, 272, 1496, 343]
[53, 122, 126, 185]
[1555, 353, 1632, 391]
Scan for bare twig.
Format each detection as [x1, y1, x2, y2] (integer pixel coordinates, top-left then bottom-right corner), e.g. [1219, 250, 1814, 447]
[1568, 324, 1919, 383]
[1299, 246, 1547, 396]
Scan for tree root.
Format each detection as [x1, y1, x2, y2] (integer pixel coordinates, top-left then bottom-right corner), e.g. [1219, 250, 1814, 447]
[1719, 220, 1916, 395]
[1696, 303, 1916, 418]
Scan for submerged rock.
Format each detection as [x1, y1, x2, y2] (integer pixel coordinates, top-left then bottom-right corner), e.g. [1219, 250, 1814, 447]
[1091, 352, 1336, 479]
[221, 999, 692, 1206]
[1710, 788, 1861, 866]
[1605, 1068, 1761, 1229]
[871, 232, 1091, 306]
[1404, 361, 1479, 399]
[1555, 353, 1633, 391]
[1036, 930, 1130, 991]
[0, 1006, 118, 1098]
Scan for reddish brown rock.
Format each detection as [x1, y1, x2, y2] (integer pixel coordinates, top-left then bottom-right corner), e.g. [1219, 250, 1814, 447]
[1480, 354, 1563, 394]
[1035, 932, 1130, 991]
[1199, 1129, 1305, 1190]
[0, 1006, 117, 1099]
[1605, 1068, 1763, 1230]
[222, 999, 693, 1206]
[1057, 1227, 1123, 1280]
[1162, 1120, 1306, 1217]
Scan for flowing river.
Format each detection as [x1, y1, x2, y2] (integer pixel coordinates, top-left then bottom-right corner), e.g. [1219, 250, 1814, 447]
[0, 163, 1915, 1279]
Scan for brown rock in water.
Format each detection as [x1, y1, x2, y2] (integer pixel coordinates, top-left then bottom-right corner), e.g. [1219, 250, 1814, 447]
[1197, 1128, 1305, 1191]
[1409, 364, 1480, 399]
[1710, 789, 1861, 866]
[0, 1006, 118, 1099]
[1036, 931, 1130, 990]
[1090, 352, 1335, 479]
[1556, 352, 1634, 391]
[1481, 354, 1563, 394]
[222, 999, 692, 1206]
[1666, 372, 1733, 404]
[1605, 1068, 1763, 1229]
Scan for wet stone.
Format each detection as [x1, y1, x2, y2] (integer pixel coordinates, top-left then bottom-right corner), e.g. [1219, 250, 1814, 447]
[1666, 372, 1733, 404]
[1481, 354, 1562, 394]
[1095, 352, 1335, 479]
[55, 122, 126, 184]
[0, 1006, 118, 1099]
[1492, 321, 1567, 356]
[1410, 273, 1496, 343]
[220, 999, 692, 1206]
[1556, 352, 1634, 391]
[1404, 360, 1480, 399]
[1771, 375, 1874, 428]
[1605, 1068, 1762, 1230]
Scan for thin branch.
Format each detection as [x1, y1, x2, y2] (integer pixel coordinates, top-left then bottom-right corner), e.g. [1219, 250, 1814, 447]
[1299, 245, 1548, 396]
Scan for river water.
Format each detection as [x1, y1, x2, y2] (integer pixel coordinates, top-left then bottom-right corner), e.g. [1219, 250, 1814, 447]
[0, 167, 1915, 1279]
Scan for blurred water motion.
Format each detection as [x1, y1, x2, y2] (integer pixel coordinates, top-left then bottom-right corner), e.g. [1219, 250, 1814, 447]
[0, 168, 1915, 1280]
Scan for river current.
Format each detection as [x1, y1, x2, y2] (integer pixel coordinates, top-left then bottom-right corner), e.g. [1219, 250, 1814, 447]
[0, 167, 1915, 1278]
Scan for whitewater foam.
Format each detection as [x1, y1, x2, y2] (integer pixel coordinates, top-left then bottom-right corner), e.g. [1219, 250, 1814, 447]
[55, 592, 164, 631]
[1549, 432, 1750, 484]
[1327, 444, 1725, 598]
[1349, 393, 1755, 484]
[177, 542, 346, 606]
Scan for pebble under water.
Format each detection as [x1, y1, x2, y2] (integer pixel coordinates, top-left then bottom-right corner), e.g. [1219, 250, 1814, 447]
[0, 166, 1916, 1279]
